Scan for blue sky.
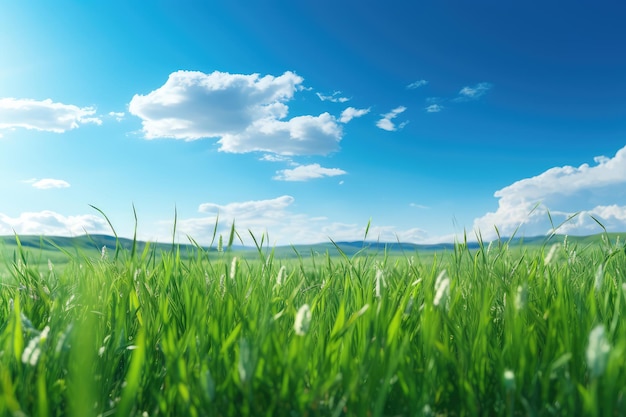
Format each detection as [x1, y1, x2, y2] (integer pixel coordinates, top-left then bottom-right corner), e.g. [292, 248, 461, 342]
[1, 1, 626, 245]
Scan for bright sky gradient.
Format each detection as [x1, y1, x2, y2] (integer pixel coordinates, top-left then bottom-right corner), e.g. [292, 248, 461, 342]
[1, 2, 626, 245]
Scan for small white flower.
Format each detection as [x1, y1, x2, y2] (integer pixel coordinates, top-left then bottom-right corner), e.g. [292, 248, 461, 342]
[294, 304, 312, 336]
[101, 245, 107, 260]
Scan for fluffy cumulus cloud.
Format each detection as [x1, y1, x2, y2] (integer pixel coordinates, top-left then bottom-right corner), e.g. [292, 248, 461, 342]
[455, 82, 492, 101]
[0, 211, 109, 236]
[473, 145, 626, 239]
[0, 98, 101, 133]
[273, 163, 347, 181]
[376, 106, 408, 131]
[166, 195, 432, 246]
[29, 178, 71, 189]
[128, 70, 343, 155]
[339, 107, 370, 123]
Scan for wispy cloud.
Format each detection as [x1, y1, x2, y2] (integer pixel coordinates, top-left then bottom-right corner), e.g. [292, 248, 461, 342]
[274, 163, 347, 181]
[376, 106, 408, 131]
[108, 111, 125, 121]
[0, 98, 101, 133]
[316, 91, 350, 103]
[259, 154, 293, 163]
[339, 107, 370, 123]
[410, 203, 429, 209]
[0, 210, 108, 236]
[454, 82, 492, 102]
[27, 178, 71, 189]
[129, 70, 343, 156]
[407, 80, 428, 89]
[425, 104, 443, 113]
[473, 145, 626, 239]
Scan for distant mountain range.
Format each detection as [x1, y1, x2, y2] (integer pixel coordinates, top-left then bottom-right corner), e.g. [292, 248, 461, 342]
[2, 232, 625, 259]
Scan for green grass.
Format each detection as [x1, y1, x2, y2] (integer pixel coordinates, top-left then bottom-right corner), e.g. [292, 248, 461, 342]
[1, 230, 626, 416]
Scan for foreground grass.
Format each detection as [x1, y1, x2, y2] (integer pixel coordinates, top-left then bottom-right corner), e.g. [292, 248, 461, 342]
[1, 234, 626, 416]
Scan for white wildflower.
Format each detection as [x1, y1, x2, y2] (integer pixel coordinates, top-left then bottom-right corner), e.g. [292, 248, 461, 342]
[101, 245, 107, 260]
[294, 304, 312, 336]
[586, 324, 610, 377]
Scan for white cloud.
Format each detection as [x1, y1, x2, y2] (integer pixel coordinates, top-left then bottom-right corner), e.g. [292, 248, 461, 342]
[108, 111, 125, 121]
[0, 98, 101, 133]
[273, 163, 347, 181]
[30, 178, 70, 189]
[168, 195, 433, 246]
[473, 145, 626, 239]
[0, 211, 109, 236]
[339, 107, 370, 123]
[259, 154, 293, 163]
[455, 82, 492, 101]
[316, 91, 350, 103]
[376, 106, 408, 131]
[410, 203, 429, 209]
[425, 104, 443, 113]
[407, 80, 428, 89]
[218, 112, 342, 155]
[128, 70, 343, 155]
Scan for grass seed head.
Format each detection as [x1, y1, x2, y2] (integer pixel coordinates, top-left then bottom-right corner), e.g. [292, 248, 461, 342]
[230, 257, 238, 280]
[434, 270, 450, 307]
[276, 265, 286, 286]
[294, 304, 312, 336]
[586, 324, 610, 378]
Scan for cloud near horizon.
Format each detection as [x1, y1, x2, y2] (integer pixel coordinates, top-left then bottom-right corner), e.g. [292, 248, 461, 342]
[273, 163, 347, 181]
[473, 145, 626, 239]
[0, 98, 101, 133]
[128, 70, 344, 156]
[0, 210, 109, 236]
[165, 195, 432, 246]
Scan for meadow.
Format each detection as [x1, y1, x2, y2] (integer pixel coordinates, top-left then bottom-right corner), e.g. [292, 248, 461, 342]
[1, 226, 626, 416]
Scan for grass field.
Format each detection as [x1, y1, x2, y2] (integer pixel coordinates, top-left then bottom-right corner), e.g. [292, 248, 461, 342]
[1, 229, 626, 416]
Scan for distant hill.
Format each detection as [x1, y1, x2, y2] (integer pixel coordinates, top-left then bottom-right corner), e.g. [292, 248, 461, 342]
[2, 232, 625, 261]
